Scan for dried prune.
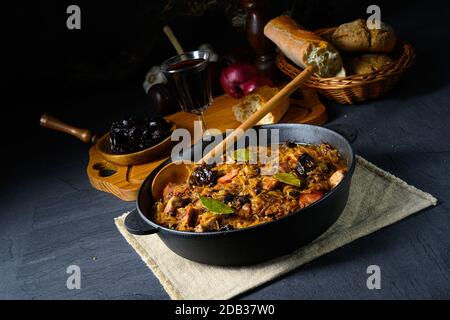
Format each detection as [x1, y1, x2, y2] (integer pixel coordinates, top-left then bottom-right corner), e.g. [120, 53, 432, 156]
[297, 153, 316, 178]
[189, 164, 218, 187]
[223, 194, 249, 210]
[235, 195, 250, 205]
[223, 194, 235, 204]
[109, 115, 171, 154]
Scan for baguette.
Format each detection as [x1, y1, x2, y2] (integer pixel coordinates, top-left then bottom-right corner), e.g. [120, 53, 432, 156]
[264, 15, 345, 77]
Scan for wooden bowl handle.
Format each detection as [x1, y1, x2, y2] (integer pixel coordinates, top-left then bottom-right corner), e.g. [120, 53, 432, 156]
[40, 113, 95, 144]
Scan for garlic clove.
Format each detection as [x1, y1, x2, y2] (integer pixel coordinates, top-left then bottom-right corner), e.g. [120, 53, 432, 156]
[143, 65, 167, 94]
[198, 43, 219, 62]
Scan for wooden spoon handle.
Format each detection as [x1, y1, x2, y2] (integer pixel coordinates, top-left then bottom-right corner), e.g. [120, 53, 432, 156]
[163, 25, 184, 55]
[40, 113, 96, 144]
[201, 65, 315, 163]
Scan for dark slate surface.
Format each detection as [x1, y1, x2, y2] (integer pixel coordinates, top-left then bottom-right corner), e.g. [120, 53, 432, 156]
[1, 3, 449, 299]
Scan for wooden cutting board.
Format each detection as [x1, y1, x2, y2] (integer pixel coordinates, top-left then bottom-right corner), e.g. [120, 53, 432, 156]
[87, 87, 327, 201]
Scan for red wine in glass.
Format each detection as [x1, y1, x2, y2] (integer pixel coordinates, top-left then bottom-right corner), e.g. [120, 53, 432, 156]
[162, 51, 212, 132]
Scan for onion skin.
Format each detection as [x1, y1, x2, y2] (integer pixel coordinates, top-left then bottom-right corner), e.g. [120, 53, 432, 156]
[239, 76, 274, 96]
[220, 63, 258, 99]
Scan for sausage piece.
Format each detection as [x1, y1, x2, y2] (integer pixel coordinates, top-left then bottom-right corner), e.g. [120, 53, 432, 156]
[261, 176, 280, 190]
[218, 169, 239, 184]
[299, 190, 324, 208]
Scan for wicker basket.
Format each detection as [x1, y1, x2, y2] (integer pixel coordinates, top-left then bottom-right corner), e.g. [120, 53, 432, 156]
[276, 27, 415, 104]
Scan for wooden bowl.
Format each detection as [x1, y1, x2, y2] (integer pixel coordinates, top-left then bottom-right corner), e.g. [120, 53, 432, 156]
[96, 121, 176, 166]
[40, 114, 176, 166]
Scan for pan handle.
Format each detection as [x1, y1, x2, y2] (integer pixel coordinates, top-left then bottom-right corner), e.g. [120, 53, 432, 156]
[124, 209, 159, 235]
[40, 113, 96, 144]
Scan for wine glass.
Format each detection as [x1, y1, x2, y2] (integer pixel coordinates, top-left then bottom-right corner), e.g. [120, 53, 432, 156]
[161, 50, 212, 134]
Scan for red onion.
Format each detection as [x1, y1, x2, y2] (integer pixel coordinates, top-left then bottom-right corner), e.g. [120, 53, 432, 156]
[239, 75, 274, 96]
[220, 63, 274, 99]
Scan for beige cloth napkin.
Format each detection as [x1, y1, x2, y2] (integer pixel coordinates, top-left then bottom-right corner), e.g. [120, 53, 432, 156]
[115, 156, 437, 300]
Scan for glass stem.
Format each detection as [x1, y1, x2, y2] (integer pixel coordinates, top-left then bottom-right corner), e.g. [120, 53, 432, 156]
[198, 112, 208, 136]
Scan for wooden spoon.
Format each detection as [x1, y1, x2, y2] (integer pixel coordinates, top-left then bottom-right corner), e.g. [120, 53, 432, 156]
[40, 114, 176, 166]
[151, 65, 315, 200]
[163, 25, 184, 55]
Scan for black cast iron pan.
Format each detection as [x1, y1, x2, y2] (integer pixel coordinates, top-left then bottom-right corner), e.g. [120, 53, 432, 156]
[125, 124, 356, 266]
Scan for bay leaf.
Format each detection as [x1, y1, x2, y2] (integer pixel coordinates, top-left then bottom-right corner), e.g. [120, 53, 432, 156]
[273, 173, 301, 187]
[199, 196, 234, 214]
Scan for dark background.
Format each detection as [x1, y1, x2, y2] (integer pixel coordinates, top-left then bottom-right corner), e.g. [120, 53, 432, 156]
[5, 0, 450, 170]
[1, 0, 449, 299]
[7, 0, 450, 141]
[11, 0, 448, 97]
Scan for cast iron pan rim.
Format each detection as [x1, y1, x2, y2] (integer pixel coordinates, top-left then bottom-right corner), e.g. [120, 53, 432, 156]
[136, 124, 356, 236]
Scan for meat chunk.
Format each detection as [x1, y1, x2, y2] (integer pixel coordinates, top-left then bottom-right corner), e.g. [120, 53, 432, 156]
[195, 216, 220, 232]
[239, 203, 252, 218]
[299, 190, 324, 208]
[181, 205, 197, 226]
[278, 162, 291, 173]
[329, 169, 346, 188]
[163, 183, 177, 201]
[261, 176, 280, 190]
[164, 196, 180, 215]
[162, 183, 189, 201]
[218, 169, 239, 184]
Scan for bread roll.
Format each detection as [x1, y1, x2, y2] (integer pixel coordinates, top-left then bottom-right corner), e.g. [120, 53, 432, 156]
[332, 19, 370, 52]
[345, 54, 394, 75]
[332, 19, 396, 53]
[264, 15, 345, 78]
[232, 86, 289, 125]
[368, 21, 397, 52]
